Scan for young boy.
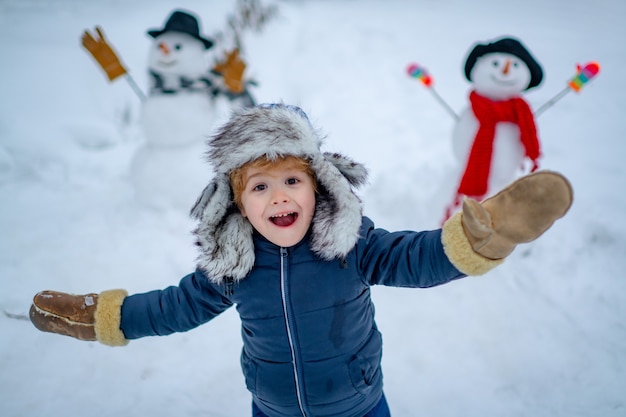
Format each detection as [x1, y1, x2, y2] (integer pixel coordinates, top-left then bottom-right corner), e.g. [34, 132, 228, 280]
[30, 103, 573, 417]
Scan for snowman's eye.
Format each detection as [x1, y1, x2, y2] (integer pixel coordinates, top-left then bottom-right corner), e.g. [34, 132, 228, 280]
[492, 60, 499, 67]
[513, 62, 519, 68]
[175, 44, 182, 51]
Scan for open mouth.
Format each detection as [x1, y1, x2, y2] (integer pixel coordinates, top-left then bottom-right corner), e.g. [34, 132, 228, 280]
[270, 212, 298, 227]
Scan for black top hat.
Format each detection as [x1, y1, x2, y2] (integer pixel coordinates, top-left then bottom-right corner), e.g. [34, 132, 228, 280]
[464, 36, 543, 90]
[147, 10, 214, 49]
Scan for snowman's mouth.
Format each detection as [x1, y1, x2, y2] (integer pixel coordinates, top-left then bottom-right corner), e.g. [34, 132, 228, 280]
[270, 212, 298, 227]
[157, 60, 177, 67]
[490, 75, 517, 86]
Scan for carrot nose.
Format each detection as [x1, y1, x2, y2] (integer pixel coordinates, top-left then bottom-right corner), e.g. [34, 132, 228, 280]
[502, 59, 511, 75]
[159, 42, 169, 55]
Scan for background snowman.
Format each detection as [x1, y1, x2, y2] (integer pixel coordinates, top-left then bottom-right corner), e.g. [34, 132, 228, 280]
[444, 36, 544, 220]
[81, 9, 259, 211]
[131, 9, 221, 211]
[141, 9, 220, 148]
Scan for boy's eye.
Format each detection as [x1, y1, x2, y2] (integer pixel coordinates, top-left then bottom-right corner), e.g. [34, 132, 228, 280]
[253, 184, 267, 192]
[286, 178, 299, 185]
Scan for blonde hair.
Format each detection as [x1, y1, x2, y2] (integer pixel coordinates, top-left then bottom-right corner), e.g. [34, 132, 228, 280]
[230, 155, 318, 209]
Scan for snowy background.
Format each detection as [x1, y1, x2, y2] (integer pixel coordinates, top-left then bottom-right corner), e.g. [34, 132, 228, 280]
[1, 0, 625, 416]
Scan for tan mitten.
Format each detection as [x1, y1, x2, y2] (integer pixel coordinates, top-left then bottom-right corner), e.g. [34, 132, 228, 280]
[461, 170, 573, 259]
[30, 289, 128, 346]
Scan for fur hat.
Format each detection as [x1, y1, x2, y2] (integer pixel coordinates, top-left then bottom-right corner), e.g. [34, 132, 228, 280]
[190, 104, 368, 283]
[464, 36, 543, 90]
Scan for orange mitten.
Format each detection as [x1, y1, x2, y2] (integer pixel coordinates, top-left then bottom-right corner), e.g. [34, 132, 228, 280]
[81, 26, 127, 82]
[213, 48, 247, 94]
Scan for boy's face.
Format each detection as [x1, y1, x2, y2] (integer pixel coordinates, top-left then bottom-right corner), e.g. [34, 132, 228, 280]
[239, 162, 316, 248]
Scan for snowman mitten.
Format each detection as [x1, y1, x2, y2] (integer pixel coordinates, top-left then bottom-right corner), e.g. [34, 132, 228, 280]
[30, 289, 128, 346]
[212, 48, 246, 93]
[461, 170, 573, 260]
[81, 26, 127, 82]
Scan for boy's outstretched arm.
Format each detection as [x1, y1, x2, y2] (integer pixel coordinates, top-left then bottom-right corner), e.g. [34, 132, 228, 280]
[29, 271, 233, 346]
[442, 170, 573, 275]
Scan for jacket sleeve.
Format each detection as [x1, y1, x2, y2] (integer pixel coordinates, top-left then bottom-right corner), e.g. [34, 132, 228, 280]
[357, 215, 500, 288]
[357, 217, 465, 288]
[120, 269, 233, 340]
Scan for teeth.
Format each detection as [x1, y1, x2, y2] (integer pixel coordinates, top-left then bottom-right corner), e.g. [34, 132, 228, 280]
[271, 212, 294, 218]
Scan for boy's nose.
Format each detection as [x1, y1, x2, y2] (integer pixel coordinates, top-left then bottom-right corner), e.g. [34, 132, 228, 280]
[271, 190, 289, 204]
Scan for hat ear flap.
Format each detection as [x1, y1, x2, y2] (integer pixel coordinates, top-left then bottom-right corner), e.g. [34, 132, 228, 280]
[310, 156, 365, 260]
[191, 175, 256, 282]
[190, 181, 216, 220]
[322, 152, 368, 188]
[190, 174, 232, 222]
[206, 213, 255, 281]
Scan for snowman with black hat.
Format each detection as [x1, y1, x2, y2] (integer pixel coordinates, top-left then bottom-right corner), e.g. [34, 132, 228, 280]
[81, 8, 258, 211]
[131, 9, 225, 211]
[443, 36, 544, 220]
[140, 10, 219, 146]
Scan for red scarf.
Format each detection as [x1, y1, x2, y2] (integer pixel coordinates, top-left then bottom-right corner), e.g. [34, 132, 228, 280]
[458, 91, 540, 197]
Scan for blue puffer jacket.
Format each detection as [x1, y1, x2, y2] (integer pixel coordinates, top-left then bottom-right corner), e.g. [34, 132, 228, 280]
[120, 217, 465, 417]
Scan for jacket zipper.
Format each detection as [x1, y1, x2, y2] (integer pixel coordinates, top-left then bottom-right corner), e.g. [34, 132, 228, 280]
[280, 247, 309, 417]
